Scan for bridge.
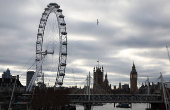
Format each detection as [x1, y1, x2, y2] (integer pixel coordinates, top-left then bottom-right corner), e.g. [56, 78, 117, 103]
[12, 93, 165, 110]
[15, 94, 163, 103]
[69, 94, 163, 103]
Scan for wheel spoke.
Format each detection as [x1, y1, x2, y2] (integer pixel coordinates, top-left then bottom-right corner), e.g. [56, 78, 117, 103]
[26, 3, 67, 92]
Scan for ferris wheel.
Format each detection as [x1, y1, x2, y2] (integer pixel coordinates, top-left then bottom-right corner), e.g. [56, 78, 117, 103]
[26, 3, 67, 92]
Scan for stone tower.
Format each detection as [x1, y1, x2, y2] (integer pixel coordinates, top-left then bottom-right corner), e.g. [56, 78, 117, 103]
[93, 66, 103, 88]
[130, 62, 138, 93]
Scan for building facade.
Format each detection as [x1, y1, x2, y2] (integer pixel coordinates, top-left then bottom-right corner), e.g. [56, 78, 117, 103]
[2, 68, 11, 78]
[93, 66, 111, 94]
[26, 71, 35, 87]
[0, 68, 24, 93]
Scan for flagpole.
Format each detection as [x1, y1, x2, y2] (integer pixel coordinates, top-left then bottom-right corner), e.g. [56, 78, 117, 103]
[97, 59, 99, 68]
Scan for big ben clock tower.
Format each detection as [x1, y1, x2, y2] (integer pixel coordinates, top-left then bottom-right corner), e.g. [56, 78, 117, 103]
[130, 62, 138, 93]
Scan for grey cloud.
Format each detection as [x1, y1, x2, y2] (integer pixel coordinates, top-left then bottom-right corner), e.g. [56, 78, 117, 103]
[126, 1, 170, 29]
[1, 0, 170, 87]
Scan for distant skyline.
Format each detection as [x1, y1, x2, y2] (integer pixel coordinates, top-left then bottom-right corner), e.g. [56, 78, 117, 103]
[0, 0, 170, 88]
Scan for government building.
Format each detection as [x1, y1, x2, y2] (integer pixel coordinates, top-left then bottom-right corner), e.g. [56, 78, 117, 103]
[93, 66, 112, 94]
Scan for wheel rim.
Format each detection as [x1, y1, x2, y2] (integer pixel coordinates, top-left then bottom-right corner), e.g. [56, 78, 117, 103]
[27, 3, 67, 91]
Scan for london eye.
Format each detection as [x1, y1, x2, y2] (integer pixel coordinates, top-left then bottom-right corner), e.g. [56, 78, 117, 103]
[26, 3, 67, 91]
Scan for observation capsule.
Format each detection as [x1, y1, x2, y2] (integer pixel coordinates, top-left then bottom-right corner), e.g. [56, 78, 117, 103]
[47, 4, 51, 7]
[41, 18, 47, 22]
[37, 33, 43, 36]
[36, 58, 40, 61]
[57, 9, 62, 12]
[60, 23, 66, 26]
[37, 74, 41, 77]
[39, 25, 44, 28]
[45, 8, 50, 11]
[59, 15, 64, 18]
[49, 3, 58, 6]
[36, 51, 41, 54]
[61, 32, 67, 35]
[62, 41, 67, 45]
[36, 41, 41, 44]
[60, 63, 66, 66]
[61, 52, 67, 55]
[57, 82, 63, 85]
[59, 73, 65, 76]
[55, 5, 60, 8]
[42, 13, 48, 16]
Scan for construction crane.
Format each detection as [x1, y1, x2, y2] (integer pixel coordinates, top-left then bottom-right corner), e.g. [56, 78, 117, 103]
[72, 69, 76, 87]
[166, 46, 170, 65]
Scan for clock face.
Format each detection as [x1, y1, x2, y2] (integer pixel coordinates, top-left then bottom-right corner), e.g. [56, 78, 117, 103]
[134, 75, 137, 78]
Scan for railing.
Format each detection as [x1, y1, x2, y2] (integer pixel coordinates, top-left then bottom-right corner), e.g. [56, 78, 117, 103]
[69, 94, 163, 103]
[14, 94, 163, 104]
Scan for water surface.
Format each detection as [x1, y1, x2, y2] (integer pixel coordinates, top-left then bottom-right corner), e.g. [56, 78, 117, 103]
[76, 103, 148, 110]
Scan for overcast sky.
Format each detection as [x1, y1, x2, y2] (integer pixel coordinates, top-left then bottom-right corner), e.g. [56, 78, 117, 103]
[0, 0, 170, 88]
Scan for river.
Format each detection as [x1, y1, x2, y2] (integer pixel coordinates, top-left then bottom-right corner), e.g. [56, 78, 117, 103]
[76, 103, 149, 110]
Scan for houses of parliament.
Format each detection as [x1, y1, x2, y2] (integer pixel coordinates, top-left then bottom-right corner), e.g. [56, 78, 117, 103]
[92, 62, 138, 94]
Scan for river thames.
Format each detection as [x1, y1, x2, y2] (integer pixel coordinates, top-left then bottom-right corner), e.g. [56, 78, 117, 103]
[76, 103, 148, 110]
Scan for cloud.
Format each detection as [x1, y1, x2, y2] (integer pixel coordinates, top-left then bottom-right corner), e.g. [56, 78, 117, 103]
[0, 0, 170, 89]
